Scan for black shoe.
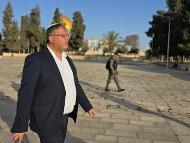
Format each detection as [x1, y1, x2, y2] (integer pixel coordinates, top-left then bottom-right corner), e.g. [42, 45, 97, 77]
[118, 89, 125, 92]
[105, 89, 110, 91]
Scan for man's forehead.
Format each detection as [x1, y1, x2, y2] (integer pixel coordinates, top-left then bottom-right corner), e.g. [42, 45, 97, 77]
[53, 27, 67, 33]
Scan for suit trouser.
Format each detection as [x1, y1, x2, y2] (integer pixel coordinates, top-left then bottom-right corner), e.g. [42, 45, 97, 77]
[105, 71, 121, 90]
[38, 114, 68, 143]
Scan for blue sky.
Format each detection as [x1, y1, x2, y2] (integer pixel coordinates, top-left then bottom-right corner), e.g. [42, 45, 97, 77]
[0, 0, 167, 49]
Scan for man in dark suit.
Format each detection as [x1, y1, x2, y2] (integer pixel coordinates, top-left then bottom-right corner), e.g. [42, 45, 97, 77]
[11, 23, 96, 143]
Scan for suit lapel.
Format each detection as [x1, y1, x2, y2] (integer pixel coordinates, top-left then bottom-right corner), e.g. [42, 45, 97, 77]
[42, 48, 65, 89]
[66, 56, 78, 85]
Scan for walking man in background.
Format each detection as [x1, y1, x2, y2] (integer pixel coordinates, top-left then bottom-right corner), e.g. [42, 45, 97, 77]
[105, 53, 125, 92]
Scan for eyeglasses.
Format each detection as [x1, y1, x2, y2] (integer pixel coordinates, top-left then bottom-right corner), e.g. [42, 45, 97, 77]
[50, 33, 70, 39]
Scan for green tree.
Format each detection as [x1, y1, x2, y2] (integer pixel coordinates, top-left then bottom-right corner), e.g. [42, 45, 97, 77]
[166, 0, 187, 58]
[51, 8, 62, 24]
[115, 44, 128, 54]
[20, 15, 29, 53]
[177, 0, 190, 58]
[11, 21, 20, 52]
[2, 2, 19, 52]
[27, 5, 41, 53]
[69, 11, 86, 51]
[129, 48, 139, 54]
[146, 0, 190, 60]
[145, 49, 153, 59]
[146, 10, 173, 57]
[100, 31, 122, 55]
[124, 34, 140, 54]
[124, 35, 139, 49]
[166, 0, 182, 13]
[39, 27, 46, 50]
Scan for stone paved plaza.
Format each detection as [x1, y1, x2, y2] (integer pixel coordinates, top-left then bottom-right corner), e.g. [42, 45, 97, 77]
[0, 57, 190, 143]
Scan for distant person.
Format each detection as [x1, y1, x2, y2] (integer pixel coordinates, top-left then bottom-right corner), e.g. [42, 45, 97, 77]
[105, 53, 125, 92]
[11, 23, 96, 143]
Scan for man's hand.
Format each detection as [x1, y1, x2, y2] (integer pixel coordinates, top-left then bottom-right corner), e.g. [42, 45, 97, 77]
[12, 132, 25, 143]
[88, 108, 96, 118]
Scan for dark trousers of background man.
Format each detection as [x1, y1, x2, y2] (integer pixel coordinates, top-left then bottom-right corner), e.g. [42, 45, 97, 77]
[105, 71, 122, 90]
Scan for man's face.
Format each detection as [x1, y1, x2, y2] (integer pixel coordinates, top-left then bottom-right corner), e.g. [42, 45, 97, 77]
[113, 55, 117, 60]
[49, 27, 70, 52]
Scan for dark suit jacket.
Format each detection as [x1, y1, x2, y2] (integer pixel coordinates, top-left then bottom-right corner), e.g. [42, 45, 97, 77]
[11, 47, 93, 134]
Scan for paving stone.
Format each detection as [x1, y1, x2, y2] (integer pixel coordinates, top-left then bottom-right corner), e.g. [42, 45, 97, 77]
[118, 137, 152, 143]
[95, 135, 118, 142]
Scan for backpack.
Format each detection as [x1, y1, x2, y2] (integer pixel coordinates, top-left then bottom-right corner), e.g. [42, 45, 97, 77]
[105, 60, 111, 70]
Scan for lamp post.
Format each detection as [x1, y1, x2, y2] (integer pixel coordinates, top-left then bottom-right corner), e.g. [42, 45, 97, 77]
[152, 33, 154, 50]
[166, 17, 171, 69]
[156, 15, 171, 69]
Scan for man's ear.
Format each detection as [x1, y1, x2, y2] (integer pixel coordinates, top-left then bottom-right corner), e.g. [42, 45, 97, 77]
[48, 36, 54, 43]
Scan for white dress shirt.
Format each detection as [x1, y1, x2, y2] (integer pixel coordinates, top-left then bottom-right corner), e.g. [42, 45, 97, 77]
[47, 45, 76, 114]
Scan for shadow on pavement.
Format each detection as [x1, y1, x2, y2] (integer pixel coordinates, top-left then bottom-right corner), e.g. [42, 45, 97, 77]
[80, 80, 190, 129]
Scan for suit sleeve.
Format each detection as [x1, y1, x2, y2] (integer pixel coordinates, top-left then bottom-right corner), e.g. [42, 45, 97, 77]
[11, 55, 40, 133]
[76, 83, 93, 112]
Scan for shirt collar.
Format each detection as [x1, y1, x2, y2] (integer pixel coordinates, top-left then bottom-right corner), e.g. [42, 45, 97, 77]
[62, 51, 67, 58]
[47, 45, 67, 60]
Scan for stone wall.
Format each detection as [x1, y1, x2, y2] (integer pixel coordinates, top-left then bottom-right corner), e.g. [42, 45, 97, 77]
[2, 53, 29, 57]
